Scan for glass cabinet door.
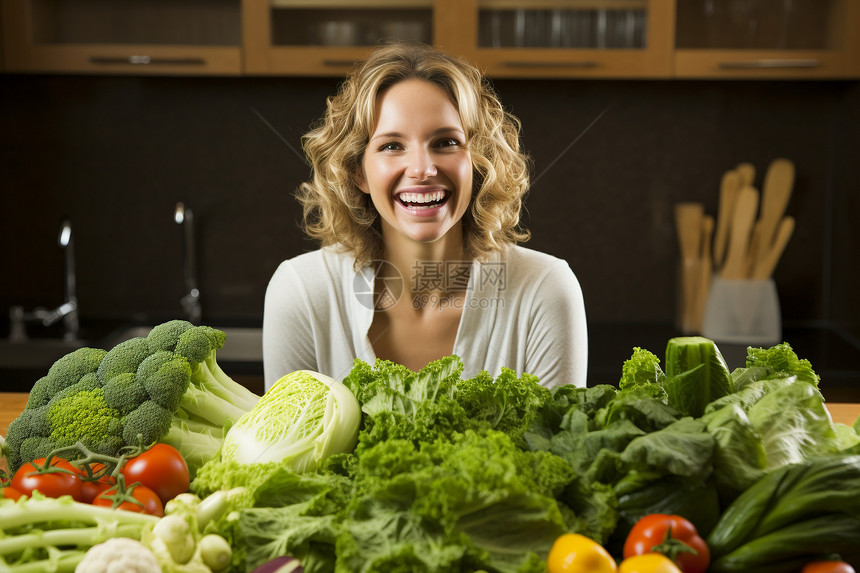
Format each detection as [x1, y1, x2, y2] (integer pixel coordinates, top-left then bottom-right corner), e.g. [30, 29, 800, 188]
[673, 0, 860, 78]
[455, 0, 673, 78]
[244, 0, 434, 75]
[1, 0, 243, 74]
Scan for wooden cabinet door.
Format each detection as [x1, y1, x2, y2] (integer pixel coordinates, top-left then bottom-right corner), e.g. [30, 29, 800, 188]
[243, 0, 436, 76]
[451, 0, 675, 79]
[1, 0, 243, 75]
[673, 0, 860, 79]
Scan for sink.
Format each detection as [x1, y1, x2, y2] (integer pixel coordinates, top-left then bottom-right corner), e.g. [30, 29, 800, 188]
[0, 338, 86, 370]
[101, 325, 263, 363]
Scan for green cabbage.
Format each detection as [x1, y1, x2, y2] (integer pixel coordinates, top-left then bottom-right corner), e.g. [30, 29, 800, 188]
[220, 370, 360, 472]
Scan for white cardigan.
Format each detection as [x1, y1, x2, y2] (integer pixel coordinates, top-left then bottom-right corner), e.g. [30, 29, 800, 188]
[262, 244, 587, 391]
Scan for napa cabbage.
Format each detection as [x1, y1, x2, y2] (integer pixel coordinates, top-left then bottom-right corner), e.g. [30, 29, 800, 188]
[220, 370, 360, 472]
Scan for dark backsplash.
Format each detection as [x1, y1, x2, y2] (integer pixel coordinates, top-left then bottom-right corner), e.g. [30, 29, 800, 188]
[1, 73, 858, 355]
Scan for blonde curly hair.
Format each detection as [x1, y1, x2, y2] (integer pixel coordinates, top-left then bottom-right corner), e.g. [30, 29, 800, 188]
[296, 42, 531, 266]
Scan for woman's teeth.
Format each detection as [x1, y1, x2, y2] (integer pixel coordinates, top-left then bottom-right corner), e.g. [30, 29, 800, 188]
[398, 191, 447, 206]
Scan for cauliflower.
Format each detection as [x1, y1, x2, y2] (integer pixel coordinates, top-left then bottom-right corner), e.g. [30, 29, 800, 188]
[76, 537, 160, 573]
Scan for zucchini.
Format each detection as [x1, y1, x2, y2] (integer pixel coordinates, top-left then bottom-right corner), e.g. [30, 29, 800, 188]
[707, 454, 860, 572]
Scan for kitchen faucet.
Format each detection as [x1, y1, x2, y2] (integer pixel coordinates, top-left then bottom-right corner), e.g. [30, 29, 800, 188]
[175, 202, 202, 324]
[9, 219, 79, 341]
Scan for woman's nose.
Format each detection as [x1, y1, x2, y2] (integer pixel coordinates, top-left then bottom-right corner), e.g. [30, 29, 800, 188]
[406, 149, 437, 180]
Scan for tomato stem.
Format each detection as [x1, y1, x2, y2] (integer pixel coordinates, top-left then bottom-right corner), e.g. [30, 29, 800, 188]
[652, 526, 698, 562]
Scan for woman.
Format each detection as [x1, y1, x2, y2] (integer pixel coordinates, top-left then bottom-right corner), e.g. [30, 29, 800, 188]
[263, 42, 587, 390]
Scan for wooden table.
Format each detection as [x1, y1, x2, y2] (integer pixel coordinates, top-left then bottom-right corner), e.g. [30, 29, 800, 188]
[1, 393, 29, 435]
[2, 392, 859, 437]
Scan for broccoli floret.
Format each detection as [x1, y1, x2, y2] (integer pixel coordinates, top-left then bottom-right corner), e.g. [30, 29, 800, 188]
[47, 347, 108, 388]
[138, 351, 192, 411]
[5, 320, 260, 477]
[50, 371, 101, 404]
[146, 319, 195, 352]
[26, 376, 52, 409]
[26, 348, 108, 409]
[123, 399, 174, 445]
[5, 410, 39, 469]
[47, 387, 125, 458]
[18, 435, 57, 465]
[96, 337, 152, 384]
[103, 372, 149, 415]
[175, 326, 225, 363]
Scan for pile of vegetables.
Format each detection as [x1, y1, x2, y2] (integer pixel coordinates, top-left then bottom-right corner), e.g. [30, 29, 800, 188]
[189, 336, 860, 572]
[3, 321, 860, 572]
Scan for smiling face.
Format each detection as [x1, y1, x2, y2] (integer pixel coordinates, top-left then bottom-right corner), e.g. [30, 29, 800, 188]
[356, 78, 473, 253]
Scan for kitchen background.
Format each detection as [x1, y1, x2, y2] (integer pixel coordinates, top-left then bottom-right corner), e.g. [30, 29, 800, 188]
[1, 2, 859, 400]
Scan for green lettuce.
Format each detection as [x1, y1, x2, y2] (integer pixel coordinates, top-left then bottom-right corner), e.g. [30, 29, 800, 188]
[196, 357, 612, 573]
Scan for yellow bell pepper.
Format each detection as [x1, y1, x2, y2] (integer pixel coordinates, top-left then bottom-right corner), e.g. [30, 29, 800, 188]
[547, 533, 618, 573]
[618, 554, 683, 573]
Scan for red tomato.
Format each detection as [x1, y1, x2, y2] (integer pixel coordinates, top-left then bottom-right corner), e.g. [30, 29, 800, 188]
[2, 487, 24, 500]
[803, 562, 857, 573]
[120, 443, 189, 505]
[75, 463, 116, 504]
[93, 483, 164, 516]
[10, 457, 84, 502]
[623, 514, 710, 573]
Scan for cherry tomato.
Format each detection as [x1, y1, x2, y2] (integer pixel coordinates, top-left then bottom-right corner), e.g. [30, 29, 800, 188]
[623, 514, 710, 573]
[121, 443, 189, 505]
[93, 483, 164, 516]
[75, 462, 116, 504]
[2, 486, 24, 500]
[802, 562, 857, 573]
[10, 457, 84, 501]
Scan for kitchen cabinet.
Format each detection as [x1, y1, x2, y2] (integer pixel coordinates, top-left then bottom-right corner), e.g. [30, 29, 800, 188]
[241, 0, 675, 78]
[673, 0, 860, 79]
[2, 0, 857, 78]
[243, 0, 438, 76]
[450, 0, 675, 78]
[242, 0, 858, 78]
[0, 0, 243, 75]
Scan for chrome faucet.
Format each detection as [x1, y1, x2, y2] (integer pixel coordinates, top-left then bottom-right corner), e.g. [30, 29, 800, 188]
[175, 202, 202, 323]
[10, 220, 79, 341]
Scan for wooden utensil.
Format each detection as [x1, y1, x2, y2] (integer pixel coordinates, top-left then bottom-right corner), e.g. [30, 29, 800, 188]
[752, 216, 795, 279]
[721, 185, 759, 279]
[736, 162, 756, 187]
[675, 202, 704, 332]
[756, 158, 794, 263]
[693, 215, 714, 333]
[713, 170, 741, 269]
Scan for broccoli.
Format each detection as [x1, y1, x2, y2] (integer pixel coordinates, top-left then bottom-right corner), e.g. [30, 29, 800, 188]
[5, 320, 261, 478]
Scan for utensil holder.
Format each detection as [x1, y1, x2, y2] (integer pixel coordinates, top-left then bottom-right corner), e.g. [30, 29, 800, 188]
[702, 277, 781, 345]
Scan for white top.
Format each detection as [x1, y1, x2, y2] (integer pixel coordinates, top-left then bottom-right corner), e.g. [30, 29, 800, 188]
[262, 245, 587, 391]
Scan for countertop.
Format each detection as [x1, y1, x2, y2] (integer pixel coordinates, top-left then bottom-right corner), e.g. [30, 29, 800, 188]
[2, 392, 858, 437]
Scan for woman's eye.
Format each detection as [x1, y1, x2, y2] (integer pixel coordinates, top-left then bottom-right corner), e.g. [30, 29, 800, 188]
[436, 138, 462, 148]
[379, 142, 402, 152]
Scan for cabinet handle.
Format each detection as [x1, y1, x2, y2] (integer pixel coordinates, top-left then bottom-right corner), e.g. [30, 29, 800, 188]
[89, 56, 206, 66]
[502, 60, 600, 69]
[322, 59, 357, 67]
[718, 58, 820, 70]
